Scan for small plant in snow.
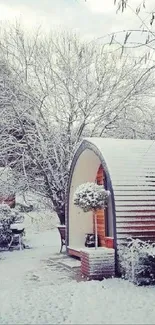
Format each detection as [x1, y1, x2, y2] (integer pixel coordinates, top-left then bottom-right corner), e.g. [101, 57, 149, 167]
[73, 182, 109, 249]
[0, 204, 23, 248]
[119, 238, 155, 285]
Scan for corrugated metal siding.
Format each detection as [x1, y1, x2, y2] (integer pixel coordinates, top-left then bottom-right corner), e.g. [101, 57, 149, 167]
[86, 138, 155, 245]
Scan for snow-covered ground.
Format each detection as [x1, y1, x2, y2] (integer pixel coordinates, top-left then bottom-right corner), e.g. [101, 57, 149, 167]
[0, 206, 155, 324]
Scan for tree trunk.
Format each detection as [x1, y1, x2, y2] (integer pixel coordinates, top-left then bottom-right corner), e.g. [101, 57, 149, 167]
[55, 203, 65, 225]
[44, 180, 66, 225]
[57, 211, 65, 225]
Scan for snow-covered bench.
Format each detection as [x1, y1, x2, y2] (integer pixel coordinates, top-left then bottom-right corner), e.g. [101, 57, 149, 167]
[8, 223, 25, 250]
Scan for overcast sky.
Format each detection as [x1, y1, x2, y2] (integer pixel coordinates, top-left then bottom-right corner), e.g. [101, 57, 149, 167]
[0, 0, 154, 40]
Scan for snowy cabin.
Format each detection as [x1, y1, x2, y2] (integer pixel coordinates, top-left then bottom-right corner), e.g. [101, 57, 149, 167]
[65, 138, 155, 274]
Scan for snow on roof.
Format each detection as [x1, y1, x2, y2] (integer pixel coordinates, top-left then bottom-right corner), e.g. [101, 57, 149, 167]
[80, 138, 155, 244]
[84, 137, 155, 183]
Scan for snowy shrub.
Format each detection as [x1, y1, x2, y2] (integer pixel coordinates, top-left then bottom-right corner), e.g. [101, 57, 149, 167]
[73, 182, 109, 212]
[119, 238, 155, 285]
[0, 167, 16, 196]
[0, 204, 23, 248]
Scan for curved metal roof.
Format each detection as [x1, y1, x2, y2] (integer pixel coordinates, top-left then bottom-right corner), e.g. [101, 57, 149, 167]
[78, 138, 155, 244]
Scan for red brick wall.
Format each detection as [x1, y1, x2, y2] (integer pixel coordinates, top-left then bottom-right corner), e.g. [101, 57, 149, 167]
[81, 248, 115, 280]
[95, 165, 106, 247]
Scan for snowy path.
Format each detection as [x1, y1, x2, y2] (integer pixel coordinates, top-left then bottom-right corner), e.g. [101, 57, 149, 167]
[0, 228, 155, 324]
[0, 229, 76, 324]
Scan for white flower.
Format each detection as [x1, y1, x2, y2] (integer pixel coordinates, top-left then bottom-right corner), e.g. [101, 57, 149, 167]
[73, 182, 109, 212]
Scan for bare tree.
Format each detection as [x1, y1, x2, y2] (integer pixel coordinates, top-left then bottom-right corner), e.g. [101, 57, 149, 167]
[112, 1, 155, 53]
[1, 23, 155, 223]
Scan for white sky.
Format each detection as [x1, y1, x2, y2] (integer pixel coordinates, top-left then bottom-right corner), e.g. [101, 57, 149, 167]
[0, 0, 154, 40]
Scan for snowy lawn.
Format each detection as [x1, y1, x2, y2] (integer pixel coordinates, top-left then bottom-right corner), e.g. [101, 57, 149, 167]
[0, 226, 155, 324]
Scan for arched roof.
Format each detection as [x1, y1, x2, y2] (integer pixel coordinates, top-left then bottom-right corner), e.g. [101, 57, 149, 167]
[84, 137, 155, 182]
[67, 138, 155, 245]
